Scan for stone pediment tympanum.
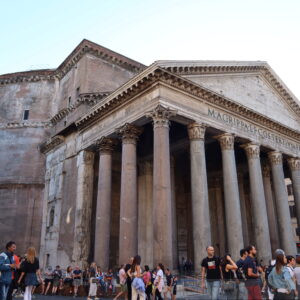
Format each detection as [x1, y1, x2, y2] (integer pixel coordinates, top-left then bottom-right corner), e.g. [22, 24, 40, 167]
[154, 61, 300, 131]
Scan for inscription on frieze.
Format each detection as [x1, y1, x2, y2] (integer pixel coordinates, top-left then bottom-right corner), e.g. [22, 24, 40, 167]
[207, 107, 300, 154]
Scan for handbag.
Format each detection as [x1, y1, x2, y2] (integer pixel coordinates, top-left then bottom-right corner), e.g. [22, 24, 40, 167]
[223, 280, 235, 292]
[91, 278, 99, 284]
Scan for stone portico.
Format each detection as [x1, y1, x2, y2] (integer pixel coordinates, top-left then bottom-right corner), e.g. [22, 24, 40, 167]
[0, 40, 299, 272]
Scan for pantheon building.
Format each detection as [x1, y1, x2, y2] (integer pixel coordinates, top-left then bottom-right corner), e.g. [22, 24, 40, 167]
[0, 40, 299, 272]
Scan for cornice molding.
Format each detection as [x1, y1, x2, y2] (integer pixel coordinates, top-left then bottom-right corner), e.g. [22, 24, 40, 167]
[0, 121, 51, 129]
[159, 63, 300, 119]
[40, 135, 65, 154]
[50, 92, 110, 125]
[75, 67, 300, 142]
[0, 39, 145, 86]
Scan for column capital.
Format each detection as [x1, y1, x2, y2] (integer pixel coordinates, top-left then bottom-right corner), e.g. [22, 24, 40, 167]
[262, 163, 271, 178]
[187, 122, 207, 140]
[116, 123, 143, 144]
[215, 133, 235, 150]
[78, 150, 94, 165]
[95, 137, 117, 154]
[146, 104, 177, 128]
[241, 143, 260, 159]
[287, 157, 300, 171]
[268, 151, 282, 165]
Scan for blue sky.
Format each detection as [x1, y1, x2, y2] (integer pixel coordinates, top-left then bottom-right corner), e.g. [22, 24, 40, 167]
[1, 0, 300, 99]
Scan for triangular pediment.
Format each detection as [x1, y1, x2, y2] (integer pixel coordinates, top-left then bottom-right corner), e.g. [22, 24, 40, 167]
[155, 60, 300, 131]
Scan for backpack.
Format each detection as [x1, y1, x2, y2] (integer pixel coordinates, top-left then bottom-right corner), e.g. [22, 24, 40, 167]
[265, 264, 275, 288]
[236, 265, 246, 281]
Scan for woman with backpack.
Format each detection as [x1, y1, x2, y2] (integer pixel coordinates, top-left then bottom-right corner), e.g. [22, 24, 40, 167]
[17, 247, 42, 300]
[268, 253, 296, 300]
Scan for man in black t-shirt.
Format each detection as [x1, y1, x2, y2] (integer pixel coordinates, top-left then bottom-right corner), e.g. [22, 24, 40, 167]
[236, 248, 248, 300]
[243, 245, 262, 300]
[201, 246, 222, 300]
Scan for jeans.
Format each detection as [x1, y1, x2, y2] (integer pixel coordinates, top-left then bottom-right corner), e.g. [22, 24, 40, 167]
[237, 282, 248, 300]
[132, 286, 145, 300]
[246, 285, 262, 300]
[206, 280, 220, 300]
[0, 283, 10, 300]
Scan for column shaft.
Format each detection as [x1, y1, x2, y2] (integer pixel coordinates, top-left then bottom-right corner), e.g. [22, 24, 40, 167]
[138, 161, 153, 267]
[243, 144, 271, 264]
[238, 172, 250, 247]
[94, 138, 115, 269]
[262, 164, 280, 254]
[288, 158, 300, 227]
[214, 177, 227, 256]
[217, 133, 243, 260]
[72, 150, 95, 268]
[147, 104, 176, 269]
[117, 124, 142, 265]
[188, 123, 211, 273]
[269, 152, 296, 255]
[171, 157, 178, 270]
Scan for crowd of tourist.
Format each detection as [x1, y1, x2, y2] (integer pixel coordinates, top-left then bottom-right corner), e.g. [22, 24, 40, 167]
[0, 240, 299, 300]
[201, 245, 298, 300]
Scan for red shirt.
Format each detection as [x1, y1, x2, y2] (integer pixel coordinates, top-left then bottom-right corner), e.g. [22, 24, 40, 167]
[12, 255, 20, 280]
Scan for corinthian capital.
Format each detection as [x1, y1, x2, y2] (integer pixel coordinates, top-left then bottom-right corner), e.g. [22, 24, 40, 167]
[116, 123, 143, 144]
[261, 163, 271, 178]
[187, 122, 207, 140]
[287, 157, 300, 171]
[215, 133, 235, 150]
[241, 143, 260, 159]
[95, 137, 117, 154]
[268, 151, 282, 165]
[146, 104, 177, 128]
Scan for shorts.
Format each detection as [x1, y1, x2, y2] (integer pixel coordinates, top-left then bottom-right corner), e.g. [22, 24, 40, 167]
[53, 278, 61, 287]
[44, 278, 53, 285]
[64, 278, 73, 286]
[73, 278, 81, 287]
[120, 283, 127, 292]
[173, 285, 177, 295]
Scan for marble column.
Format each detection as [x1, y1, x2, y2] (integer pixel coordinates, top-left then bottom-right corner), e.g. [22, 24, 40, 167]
[94, 137, 116, 270]
[288, 158, 300, 227]
[146, 104, 176, 269]
[117, 123, 143, 265]
[138, 160, 153, 267]
[237, 172, 250, 247]
[213, 177, 226, 256]
[187, 122, 211, 273]
[217, 133, 243, 260]
[268, 151, 297, 255]
[242, 144, 271, 264]
[72, 150, 95, 268]
[171, 157, 178, 270]
[262, 163, 280, 254]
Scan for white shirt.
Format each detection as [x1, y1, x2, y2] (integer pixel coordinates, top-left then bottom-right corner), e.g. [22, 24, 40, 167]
[294, 267, 300, 285]
[156, 269, 164, 288]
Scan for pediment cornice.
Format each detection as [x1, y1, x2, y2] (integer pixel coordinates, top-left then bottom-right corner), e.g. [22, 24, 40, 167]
[50, 92, 110, 125]
[0, 39, 145, 85]
[40, 135, 65, 154]
[75, 66, 300, 142]
[156, 61, 300, 119]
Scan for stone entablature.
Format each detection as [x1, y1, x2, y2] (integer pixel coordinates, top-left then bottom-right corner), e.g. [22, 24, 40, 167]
[75, 67, 300, 144]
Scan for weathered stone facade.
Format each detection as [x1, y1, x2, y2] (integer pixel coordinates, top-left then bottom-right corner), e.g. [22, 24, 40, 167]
[1, 39, 299, 271]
